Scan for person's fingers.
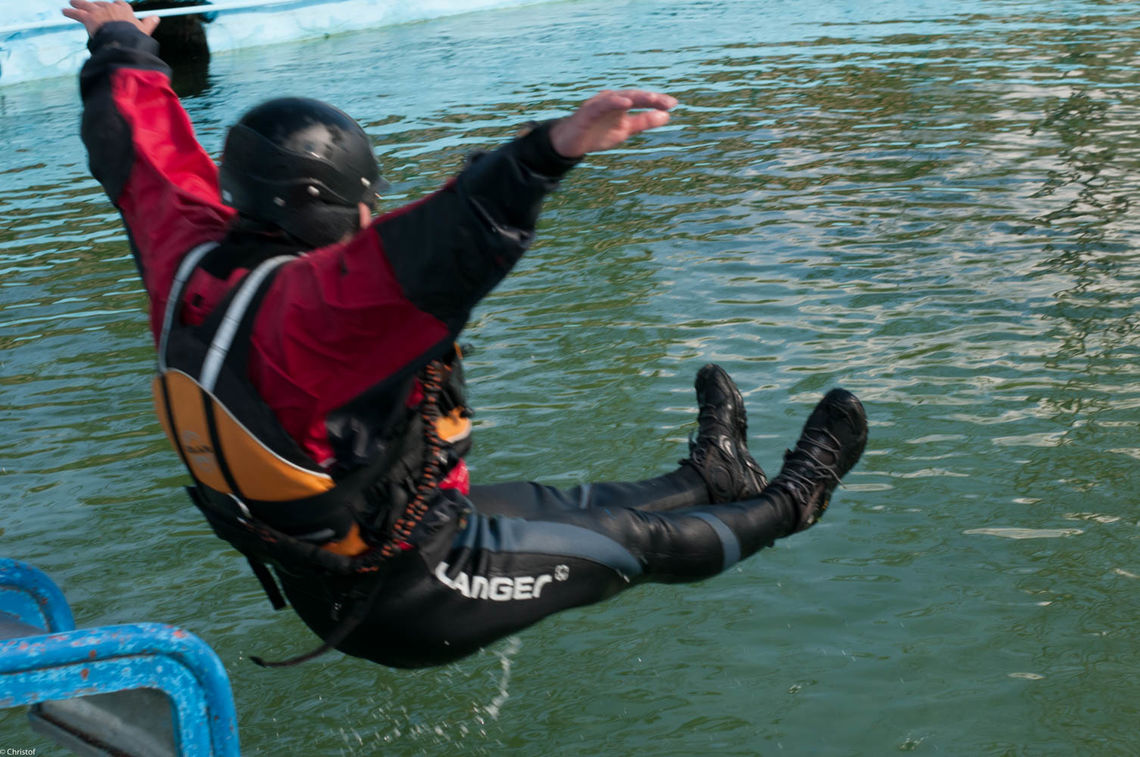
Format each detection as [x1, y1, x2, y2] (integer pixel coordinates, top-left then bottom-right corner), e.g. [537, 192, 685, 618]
[63, 0, 153, 34]
[62, 0, 93, 16]
[610, 90, 678, 111]
[555, 88, 677, 155]
[580, 92, 634, 119]
[573, 90, 675, 134]
[62, 1, 97, 27]
[624, 109, 671, 135]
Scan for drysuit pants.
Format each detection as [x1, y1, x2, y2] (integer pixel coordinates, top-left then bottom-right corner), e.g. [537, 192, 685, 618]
[278, 466, 800, 668]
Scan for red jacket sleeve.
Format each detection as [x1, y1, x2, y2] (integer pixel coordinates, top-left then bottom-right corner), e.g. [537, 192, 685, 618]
[78, 22, 234, 341]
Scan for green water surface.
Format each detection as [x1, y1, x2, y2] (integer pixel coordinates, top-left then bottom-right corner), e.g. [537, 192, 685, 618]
[1, 0, 1138, 753]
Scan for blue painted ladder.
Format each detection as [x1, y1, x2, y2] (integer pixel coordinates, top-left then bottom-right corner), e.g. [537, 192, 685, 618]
[0, 558, 240, 756]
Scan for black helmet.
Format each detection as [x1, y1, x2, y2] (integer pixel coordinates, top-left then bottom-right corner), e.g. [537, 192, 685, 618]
[219, 97, 389, 248]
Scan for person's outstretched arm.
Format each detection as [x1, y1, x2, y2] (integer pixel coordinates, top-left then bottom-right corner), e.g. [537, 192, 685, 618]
[369, 89, 678, 334]
[253, 90, 676, 462]
[262, 89, 678, 364]
[268, 89, 680, 382]
[65, 0, 234, 340]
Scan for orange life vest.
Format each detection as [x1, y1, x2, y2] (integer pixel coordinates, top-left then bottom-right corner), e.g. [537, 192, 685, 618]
[152, 243, 472, 584]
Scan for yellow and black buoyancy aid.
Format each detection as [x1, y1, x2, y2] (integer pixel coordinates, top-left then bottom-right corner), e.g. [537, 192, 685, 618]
[153, 243, 473, 583]
[152, 243, 474, 665]
[152, 243, 388, 590]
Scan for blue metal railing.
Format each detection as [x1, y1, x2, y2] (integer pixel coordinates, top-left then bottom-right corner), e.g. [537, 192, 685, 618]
[0, 558, 240, 756]
[0, 557, 75, 632]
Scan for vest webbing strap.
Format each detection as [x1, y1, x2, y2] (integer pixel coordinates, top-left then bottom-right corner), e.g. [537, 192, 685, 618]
[245, 557, 287, 611]
[199, 255, 294, 392]
[202, 386, 247, 501]
[158, 241, 218, 374]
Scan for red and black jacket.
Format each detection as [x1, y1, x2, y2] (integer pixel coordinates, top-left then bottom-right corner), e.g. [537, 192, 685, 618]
[78, 23, 578, 553]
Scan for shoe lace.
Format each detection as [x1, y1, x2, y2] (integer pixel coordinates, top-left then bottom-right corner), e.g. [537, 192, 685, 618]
[774, 427, 844, 502]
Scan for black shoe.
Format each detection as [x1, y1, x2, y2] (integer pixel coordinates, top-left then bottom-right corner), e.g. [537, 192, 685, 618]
[681, 364, 768, 503]
[770, 388, 867, 532]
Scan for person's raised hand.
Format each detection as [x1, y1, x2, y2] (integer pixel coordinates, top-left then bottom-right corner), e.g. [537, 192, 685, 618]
[549, 89, 677, 158]
[62, 0, 160, 38]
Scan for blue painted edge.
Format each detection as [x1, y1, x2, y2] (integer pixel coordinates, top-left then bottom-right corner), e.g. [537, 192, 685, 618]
[0, 558, 76, 632]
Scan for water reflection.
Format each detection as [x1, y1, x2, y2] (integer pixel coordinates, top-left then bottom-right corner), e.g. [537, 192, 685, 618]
[1, 0, 1139, 753]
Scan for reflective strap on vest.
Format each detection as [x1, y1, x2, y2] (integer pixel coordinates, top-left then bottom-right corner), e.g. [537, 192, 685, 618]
[158, 241, 218, 374]
[199, 255, 293, 391]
